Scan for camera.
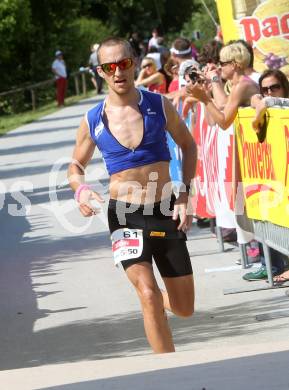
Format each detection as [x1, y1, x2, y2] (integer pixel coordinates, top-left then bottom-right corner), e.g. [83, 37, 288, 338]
[188, 71, 200, 83]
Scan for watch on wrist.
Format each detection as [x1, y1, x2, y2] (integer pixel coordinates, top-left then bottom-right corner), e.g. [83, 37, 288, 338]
[211, 75, 220, 83]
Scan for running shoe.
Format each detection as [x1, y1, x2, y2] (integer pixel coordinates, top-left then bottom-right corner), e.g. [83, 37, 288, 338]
[242, 265, 278, 281]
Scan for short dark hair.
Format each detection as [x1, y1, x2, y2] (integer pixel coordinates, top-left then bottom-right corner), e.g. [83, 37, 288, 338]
[197, 40, 223, 65]
[97, 37, 134, 64]
[259, 69, 289, 98]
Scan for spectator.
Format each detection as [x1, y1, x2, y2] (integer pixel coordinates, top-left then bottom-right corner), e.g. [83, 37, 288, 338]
[148, 28, 159, 50]
[242, 69, 289, 281]
[88, 44, 103, 94]
[129, 32, 142, 59]
[251, 69, 289, 133]
[242, 244, 286, 281]
[190, 37, 199, 61]
[197, 40, 223, 68]
[147, 46, 162, 70]
[166, 37, 198, 106]
[186, 42, 259, 242]
[229, 39, 260, 83]
[186, 41, 259, 129]
[274, 269, 289, 285]
[164, 59, 179, 93]
[157, 37, 170, 62]
[135, 57, 166, 94]
[196, 40, 224, 110]
[170, 37, 194, 89]
[182, 65, 205, 122]
[51, 50, 67, 107]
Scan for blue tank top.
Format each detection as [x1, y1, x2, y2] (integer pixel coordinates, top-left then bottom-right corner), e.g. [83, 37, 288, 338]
[86, 89, 171, 175]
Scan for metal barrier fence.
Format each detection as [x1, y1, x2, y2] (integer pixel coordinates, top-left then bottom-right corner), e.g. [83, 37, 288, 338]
[175, 102, 289, 302]
[223, 106, 289, 307]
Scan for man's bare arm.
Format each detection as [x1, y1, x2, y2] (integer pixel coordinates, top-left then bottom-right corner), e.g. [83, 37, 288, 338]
[186, 82, 247, 129]
[162, 96, 197, 231]
[163, 96, 197, 184]
[68, 118, 104, 217]
[68, 118, 95, 191]
[135, 71, 162, 87]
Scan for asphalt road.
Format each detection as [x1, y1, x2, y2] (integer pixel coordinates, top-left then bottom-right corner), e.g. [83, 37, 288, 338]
[0, 96, 289, 389]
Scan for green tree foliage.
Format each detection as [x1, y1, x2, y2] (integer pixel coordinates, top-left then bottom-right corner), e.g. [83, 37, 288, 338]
[0, 0, 113, 92]
[68, 17, 115, 69]
[72, 0, 194, 40]
[0, 0, 32, 89]
[0, 0, 205, 93]
[181, 0, 219, 47]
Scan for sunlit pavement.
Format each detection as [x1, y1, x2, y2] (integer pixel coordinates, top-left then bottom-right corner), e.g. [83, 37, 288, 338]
[0, 96, 289, 389]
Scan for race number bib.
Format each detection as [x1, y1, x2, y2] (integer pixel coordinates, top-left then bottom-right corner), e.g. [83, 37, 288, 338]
[111, 228, 143, 266]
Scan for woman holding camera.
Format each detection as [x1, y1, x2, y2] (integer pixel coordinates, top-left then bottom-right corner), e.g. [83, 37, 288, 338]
[186, 42, 259, 129]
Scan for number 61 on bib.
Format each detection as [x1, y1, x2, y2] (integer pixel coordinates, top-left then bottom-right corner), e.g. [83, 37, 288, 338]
[111, 228, 143, 266]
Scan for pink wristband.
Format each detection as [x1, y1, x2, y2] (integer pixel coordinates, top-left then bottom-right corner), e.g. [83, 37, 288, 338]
[74, 184, 91, 202]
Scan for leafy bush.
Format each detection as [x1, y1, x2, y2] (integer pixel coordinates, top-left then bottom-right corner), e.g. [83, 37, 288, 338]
[181, 0, 219, 48]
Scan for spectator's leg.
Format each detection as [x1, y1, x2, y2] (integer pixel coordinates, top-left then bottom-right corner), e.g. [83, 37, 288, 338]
[56, 79, 61, 106]
[59, 77, 67, 106]
[96, 73, 103, 94]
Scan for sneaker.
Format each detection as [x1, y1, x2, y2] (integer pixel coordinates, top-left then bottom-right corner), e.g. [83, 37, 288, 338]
[242, 265, 278, 281]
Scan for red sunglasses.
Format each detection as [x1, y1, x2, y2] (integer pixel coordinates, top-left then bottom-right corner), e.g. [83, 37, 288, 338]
[99, 58, 133, 74]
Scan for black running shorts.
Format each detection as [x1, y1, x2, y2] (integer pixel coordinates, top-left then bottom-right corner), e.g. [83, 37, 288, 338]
[107, 196, 193, 277]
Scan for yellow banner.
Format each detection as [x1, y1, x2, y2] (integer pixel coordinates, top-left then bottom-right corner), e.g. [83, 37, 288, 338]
[235, 107, 289, 228]
[216, 0, 289, 77]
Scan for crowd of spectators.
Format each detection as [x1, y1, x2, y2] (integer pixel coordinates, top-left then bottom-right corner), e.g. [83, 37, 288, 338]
[124, 27, 289, 284]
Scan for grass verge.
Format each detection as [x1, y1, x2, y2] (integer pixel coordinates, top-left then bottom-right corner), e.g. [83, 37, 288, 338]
[0, 91, 96, 136]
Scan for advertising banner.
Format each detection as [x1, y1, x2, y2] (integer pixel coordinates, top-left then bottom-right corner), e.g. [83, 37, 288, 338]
[216, 0, 289, 77]
[192, 103, 235, 225]
[235, 107, 289, 228]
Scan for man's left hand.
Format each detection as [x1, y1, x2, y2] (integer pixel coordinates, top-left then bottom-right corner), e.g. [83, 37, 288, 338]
[173, 193, 193, 232]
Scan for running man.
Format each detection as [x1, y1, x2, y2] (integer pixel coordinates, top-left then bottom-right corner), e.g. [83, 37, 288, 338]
[68, 37, 197, 353]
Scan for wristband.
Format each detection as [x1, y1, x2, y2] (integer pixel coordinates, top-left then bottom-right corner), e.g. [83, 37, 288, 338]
[74, 184, 91, 202]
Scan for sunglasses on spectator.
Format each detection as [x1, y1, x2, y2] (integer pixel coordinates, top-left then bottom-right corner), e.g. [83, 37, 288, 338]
[99, 58, 133, 74]
[219, 60, 233, 67]
[142, 63, 154, 69]
[261, 83, 281, 95]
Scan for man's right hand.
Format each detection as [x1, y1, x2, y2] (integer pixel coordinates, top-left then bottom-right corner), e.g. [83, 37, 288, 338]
[78, 189, 105, 217]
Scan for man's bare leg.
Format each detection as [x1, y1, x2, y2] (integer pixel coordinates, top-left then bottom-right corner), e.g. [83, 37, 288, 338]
[162, 274, 195, 317]
[125, 262, 175, 353]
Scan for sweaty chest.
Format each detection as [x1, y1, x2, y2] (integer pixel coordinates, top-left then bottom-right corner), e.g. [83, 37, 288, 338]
[105, 108, 144, 150]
